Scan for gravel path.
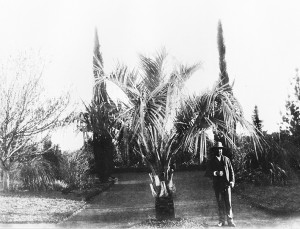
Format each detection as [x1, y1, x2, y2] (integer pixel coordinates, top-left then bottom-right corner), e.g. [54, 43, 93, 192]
[57, 171, 300, 229]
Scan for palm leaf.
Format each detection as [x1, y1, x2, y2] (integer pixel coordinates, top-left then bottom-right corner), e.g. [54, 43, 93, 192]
[175, 82, 262, 163]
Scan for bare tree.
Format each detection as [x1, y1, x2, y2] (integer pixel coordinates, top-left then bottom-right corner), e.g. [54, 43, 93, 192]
[0, 54, 70, 191]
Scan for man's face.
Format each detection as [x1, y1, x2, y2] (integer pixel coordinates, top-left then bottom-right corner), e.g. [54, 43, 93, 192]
[217, 148, 223, 157]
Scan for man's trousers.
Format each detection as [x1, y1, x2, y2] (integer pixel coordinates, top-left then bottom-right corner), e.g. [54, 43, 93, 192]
[214, 186, 233, 224]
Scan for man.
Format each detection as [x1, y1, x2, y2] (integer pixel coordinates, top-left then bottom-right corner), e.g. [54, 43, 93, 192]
[208, 142, 236, 227]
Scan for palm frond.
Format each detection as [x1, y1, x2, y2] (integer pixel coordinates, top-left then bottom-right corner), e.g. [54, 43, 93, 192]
[139, 49, 167, 92]
[170, 62, 201, 87]
[175, 82, 262, 163]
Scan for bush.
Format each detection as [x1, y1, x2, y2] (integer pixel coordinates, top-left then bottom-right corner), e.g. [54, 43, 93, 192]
[59, 146, 95, 190]
[11, 155, 56, 191]
[233, 134, 294, 186]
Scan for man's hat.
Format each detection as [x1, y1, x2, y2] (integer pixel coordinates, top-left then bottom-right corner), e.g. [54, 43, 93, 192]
[212, 141, 226, 149]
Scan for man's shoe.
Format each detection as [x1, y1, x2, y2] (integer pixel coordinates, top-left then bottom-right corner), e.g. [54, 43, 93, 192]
[217, 222, 225, 227]
[228, 222, 236, 227]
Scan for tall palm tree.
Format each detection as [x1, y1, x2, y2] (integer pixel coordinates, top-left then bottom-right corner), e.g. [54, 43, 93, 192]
[95, 51, 261, 220]
[95, 50, 199, 220]
[79, 29, 119, 182]
[81, 89, 118, 182]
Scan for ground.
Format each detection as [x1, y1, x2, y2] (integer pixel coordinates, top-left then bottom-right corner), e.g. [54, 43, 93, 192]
[0, 192, 85, 223]
[0, 171, 300, 228]
[0, 182, 112, 223]
[235, 181, 300, 215]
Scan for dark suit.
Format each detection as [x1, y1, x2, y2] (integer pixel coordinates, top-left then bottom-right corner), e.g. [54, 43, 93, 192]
[209, 155, 235, 224]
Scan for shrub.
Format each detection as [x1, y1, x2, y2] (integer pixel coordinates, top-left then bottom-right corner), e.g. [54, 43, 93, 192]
[233, 134, 294, 186]
[59, 147, 94, 190]
[12, 155, 56, 191]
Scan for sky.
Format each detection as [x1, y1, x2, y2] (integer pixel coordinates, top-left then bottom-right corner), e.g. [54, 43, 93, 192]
[0, 0, 300, 150]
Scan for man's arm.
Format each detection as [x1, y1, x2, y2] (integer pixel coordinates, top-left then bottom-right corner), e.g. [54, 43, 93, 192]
[228, 159, 235, 187]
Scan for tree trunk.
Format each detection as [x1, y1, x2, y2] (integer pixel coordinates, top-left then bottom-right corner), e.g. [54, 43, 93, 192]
[155, 195, 175, 220]
[93, 133, 114, 182]
[2, 169, 10, 192]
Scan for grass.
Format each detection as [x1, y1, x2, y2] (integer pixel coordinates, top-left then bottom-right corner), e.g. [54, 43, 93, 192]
[133, 218, 207, 229]
[0, 191, 86, 223]
[0, 181, 114, 223]
[235, 180, 300, 215]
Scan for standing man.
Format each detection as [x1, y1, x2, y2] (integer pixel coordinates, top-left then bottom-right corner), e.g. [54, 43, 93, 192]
[209, 142, 236, 227]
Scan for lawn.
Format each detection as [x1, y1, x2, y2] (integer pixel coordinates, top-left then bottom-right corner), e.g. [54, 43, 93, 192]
[0, 182, 113, 223]
[0, 191, 85, 223]
[235, 181, 300, 215]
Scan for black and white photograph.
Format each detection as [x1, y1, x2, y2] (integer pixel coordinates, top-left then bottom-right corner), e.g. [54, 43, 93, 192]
[0, 0, 299, 228]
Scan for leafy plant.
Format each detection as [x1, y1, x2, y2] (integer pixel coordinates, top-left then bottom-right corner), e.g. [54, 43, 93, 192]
[233, 134, 292, 186]
[174, 83, 261, 164]
[11, 155, 55, 191]
[59, 147, 94, 190]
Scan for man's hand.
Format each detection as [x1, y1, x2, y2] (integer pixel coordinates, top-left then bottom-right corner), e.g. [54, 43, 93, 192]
[230, 181, 234, 188]
[214, 171, 224, 176]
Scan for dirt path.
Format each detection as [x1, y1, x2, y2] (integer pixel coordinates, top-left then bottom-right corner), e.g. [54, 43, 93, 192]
[58, 171, 300, 229]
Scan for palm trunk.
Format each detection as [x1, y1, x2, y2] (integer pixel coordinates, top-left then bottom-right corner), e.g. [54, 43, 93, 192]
[155, 195, 175, 220]
[149, 172, 176, 220]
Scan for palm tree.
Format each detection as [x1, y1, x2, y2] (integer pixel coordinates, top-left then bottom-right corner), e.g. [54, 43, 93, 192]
[95, 51, 261, 220]
[78, 29, 119, 182]
[95, 50, 199, 220]
[80, 92, 118, 182]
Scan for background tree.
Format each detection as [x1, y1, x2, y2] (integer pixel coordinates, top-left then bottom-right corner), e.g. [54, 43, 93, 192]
[42, 139, 63, 180]
[252, 105, 263, 134]
[282, 68, 300, 146]
[217, 20, 231, 91]
[79, 29, 117, 182]
[214, 20, 236, 156]
[0, 53, 70, 191]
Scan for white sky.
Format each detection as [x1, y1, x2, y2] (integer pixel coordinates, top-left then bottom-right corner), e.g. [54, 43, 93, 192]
[0, 0, 299, 150]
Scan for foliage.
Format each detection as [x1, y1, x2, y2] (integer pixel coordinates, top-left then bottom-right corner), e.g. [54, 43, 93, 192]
[232, 134, 295, 186]
[174, 83, 261, 164]
[78, 29, 118, 181]
[114, 127, 140, 167]
[94, 49, 200, 201]
[0, 53, 71, 191]
[282, 68, 300, 146]
[80, 95, 117, 181]
[96, 48, 261, 201]
[214, 20, 237, 150]
[12, 155, 55, 191]
[42, 140, 64, 180]
[217, 20, 230, 89]
[252, 105, 263, 133]
[59, 146, 94, 190]
[1, 140, 64, 191]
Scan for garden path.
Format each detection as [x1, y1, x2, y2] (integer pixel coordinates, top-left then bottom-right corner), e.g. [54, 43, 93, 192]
[57, 171, 300, 229]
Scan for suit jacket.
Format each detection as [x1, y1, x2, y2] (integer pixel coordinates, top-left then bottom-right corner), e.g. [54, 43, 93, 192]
[207, 155, 235, 188]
